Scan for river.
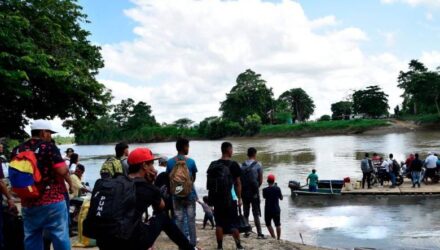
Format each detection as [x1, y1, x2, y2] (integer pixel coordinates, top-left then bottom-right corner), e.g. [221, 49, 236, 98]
[57, 131, 440, 249]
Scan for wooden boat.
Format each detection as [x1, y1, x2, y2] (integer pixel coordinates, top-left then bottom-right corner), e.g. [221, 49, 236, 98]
[289, 180, 344, 197]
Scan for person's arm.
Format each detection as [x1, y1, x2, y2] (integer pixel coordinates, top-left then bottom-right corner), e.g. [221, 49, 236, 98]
[306, 176, 309, 185]
[235, 176, 242, 206]
[54, 166, 73, 193]
[0, 180, 16, 210]
[258, 167, 263, 187]
[279, 187, 283, 200]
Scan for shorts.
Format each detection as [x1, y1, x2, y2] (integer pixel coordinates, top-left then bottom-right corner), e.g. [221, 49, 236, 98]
[264, 212, 281, 227]
[309, 185, 317, 192]
[264, 213, 281, 227]
[213, 200, 238, 232]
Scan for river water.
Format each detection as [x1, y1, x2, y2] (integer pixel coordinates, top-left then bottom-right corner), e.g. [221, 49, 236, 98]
[58, 131, 440, 249]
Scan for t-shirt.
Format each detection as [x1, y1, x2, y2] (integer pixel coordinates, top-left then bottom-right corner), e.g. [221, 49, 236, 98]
[411, 159, 423, 172]
[242, 160, 263, 180]
[133, 178, 162, 220]
[425, 155, 438, 169]
[380, 160, 389, 172]
[200, 202, 213, 215]
[70, 174, 82, 199]
[307, 173, 318, 187]
[11, 139, 67, 207]
[166, 154, 198, 200]
[263, 185, 283, 214]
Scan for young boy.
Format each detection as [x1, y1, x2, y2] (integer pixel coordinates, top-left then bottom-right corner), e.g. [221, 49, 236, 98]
[197, 196, 215, 229]
[262, 174, 283, 240]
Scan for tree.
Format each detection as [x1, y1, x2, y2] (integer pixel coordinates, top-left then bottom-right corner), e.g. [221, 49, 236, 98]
[398, 60, 440, 115]
[319, 115, 331, 121]
[278, 88, 315, 122]
[111, 98, 135, 128]
[394, 105, 400, 117]
[331, 101, 353, 120]
[173, 118, 194, 129]
[220, 69, 274, 124]
[0, 0, 111, 138]
[125, 101, 157, 130]
[243, 114, 262, 136]
[352, 85, 389, 117]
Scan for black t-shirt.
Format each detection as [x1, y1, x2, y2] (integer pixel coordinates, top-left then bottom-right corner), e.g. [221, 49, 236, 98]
[411, 159, 423, 172]
[133, 178, 162, 220]
[263, 185, 283, 214]
[216, 159, 242, 180]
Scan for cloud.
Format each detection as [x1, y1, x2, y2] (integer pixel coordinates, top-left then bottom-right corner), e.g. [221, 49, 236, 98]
[380, 31, 397, 47]
[420, 51, 440, 69]
[98, 0, 407, 124]
[381, 0, 440, 8]
[426, 12, 434, 20]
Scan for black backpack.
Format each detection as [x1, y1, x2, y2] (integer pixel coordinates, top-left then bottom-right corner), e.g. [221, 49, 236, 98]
[83, 175, 141, 240]
[392, 160, 400, 174]
[206, 160, 233, 206]
[241, 161, 259, 199]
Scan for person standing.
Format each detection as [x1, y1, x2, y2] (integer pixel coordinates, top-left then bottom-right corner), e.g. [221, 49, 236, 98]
[361, 153, 373, 189]
[166, 138, 198, 247]
[387, 154, 398, 188]
[11, 120, 72, 250]
[306, 169, 319, 192]
[207, 142, 244, 250]
[241, 147, 264, 239]
[262, 174, 282, 240]
[411, 153, 423, 188]
[424, 152, 438, 183]
[100, 142, 129, 178]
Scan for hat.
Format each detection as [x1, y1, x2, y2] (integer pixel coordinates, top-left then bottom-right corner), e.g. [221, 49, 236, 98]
[128, 148, 159, 165]
[158, 156, 168, 166]
[31, 119, 57, 134]
[267, 174, 275, 182]
[65, 148, 74, 153]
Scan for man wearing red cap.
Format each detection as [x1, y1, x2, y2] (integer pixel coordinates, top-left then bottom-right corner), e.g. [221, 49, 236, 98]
[95, 147, 197, 250]
[262, 174, 283, 240]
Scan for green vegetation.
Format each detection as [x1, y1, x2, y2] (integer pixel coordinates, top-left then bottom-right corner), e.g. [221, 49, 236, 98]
[260, 119, 389, 136]
[398, 114, 440, 124]
[53, 135, 75, 145]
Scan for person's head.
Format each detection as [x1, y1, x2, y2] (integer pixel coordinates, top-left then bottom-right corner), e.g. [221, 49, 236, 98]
[30, 120, 57, 142]
[373, 153, 378, 157]
[75, 164, 85, 178]
[267, 174, 275, 184]
[158, 157, 168, 167]
[176, 138, 189, 155]
[312, 169, 316, 174]
[247, 147, 257, 159]
[389, 153, 394, 159]
[128, 148, 159, 182]
[65, 148, 74, 157]
[70, 153, 79, 165]
[365, 153, 369, 158]
[202, 196, 209, 204]
[415, 153, 419, 159]
[115, 142, 129, 158]
[221, 142, 233, 157]
[409, 153, 414, 158]
[380, 157, 384, 161]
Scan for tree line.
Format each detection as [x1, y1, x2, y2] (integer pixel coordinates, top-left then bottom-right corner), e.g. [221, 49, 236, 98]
[1, 0, 440, 144]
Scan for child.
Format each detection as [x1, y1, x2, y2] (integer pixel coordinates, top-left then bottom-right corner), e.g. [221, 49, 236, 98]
[262, 174, 283, 240]
[197, 196, 215, 229]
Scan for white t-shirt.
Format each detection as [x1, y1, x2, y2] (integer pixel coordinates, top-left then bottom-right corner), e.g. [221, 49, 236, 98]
[381, 160, 390, 172]
[425, 155, 438, 169]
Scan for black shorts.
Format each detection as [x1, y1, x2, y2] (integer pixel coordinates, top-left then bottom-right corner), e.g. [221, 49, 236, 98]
[265, 212, 281, 227]
[213, 200, 238, 232]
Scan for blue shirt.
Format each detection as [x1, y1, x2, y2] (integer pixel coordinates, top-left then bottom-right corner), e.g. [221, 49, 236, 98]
[166, 154, 198, 200]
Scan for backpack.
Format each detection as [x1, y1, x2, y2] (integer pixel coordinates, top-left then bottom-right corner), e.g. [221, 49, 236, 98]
[83, 175, 140, 240]
[361, 159, 372, 173]
[169, 157, 193, 198]
[392, 160, 400, 174]
[206, 160, 233, 206]
[100, 157, 125, 178]
[240, 161, 259, 199]
[8, 143, 43, 199]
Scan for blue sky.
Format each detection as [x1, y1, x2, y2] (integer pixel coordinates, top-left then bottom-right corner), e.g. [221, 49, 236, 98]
[48, 0, 440, 135]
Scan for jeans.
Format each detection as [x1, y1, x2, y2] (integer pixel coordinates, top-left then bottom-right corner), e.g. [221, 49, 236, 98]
[309, 185, 317, 192]
[22, 201, 70, 250]
[412, 171, 421, 186]
[243, 197, 262, 235]
[389, 172, 397, 186]
[173, 198, 196, 246]
[203, 213, 215, 228]
[362, 172, 371, 188]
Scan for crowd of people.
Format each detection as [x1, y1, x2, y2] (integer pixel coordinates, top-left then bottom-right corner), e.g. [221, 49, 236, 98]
[0, 120, 284, 250]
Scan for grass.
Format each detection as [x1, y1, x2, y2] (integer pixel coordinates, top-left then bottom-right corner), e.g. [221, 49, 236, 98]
[398, 113, 440, 124]
[260, 119, 389, 135]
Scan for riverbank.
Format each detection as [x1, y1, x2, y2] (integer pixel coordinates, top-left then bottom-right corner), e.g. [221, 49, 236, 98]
[71, 225, 330, 250]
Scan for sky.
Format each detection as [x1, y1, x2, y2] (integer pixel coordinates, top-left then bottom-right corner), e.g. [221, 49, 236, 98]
[51, 0, 440, 135]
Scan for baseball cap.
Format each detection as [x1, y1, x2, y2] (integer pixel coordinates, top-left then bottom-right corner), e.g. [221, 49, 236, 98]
[267, 174, 275, 182]
[128, 148, 160, 165]
[31, 119, 57, 134]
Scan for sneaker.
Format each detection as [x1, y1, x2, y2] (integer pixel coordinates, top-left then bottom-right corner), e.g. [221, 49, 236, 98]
[244, 232, 251, 238]
[257, 234, 266, 239]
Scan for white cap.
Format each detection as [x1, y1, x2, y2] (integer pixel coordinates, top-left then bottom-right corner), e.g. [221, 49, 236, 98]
[31, 119, 57, 134]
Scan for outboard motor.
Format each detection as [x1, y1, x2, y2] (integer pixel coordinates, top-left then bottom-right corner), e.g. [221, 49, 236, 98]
[288, 180, 301, 190]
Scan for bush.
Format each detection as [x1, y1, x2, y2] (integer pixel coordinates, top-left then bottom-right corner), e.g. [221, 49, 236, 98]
[244, 114, 262, 136]
[319, 115, 331, 121]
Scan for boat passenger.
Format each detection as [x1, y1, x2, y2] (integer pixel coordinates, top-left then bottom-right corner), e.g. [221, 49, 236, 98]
[387, 154, 398, 188]
[361, 153, 373, 189]
[306, 169, 319, 192]
[424, 152, 438, 183]
[411, 153, 423, 188]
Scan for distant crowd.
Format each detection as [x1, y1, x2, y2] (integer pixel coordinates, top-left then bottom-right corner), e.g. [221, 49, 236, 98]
[0, 119, 284, 250]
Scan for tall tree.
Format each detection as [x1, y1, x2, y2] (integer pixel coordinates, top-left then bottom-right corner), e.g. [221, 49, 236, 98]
[220, 69, 274, 124]
[125, 101, 157, 130]
[0, 0, 110, 138]
[111, 98, 135, 128]
[278, 88, 315, 122]
[173, 118, 194, 129]
[331, 101, 353, 120]
[352, 85, 389, 117]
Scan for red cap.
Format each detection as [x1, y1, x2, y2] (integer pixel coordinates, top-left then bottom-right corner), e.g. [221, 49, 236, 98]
[267, 174, 275, 182]
[128, 148, 159, 165]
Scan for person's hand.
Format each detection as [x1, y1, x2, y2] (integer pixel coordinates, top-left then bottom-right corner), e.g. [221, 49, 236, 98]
[7, 199, 18, 215]
[237, 198, 242, 207]
[69, 186, 74, 194]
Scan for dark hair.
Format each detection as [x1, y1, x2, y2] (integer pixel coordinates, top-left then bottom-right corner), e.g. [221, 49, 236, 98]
[221, 142, 232, 154]
[128, 163, 143, 174]
[176, 138, 189, 152]
[69, 153, 79, 167]
[373, 153, 378, 156]
[247, 147, 257, 157]
[415, 153, 419, 159]
[76, 164, 85, 172]
[389, 153, 394, 159]
[203, 196, 209, 203]
[312, 169, 316, 173]
[31, 130, 41, 137]
[115, 142, 128, 158]
[65, 148, 74, 153]
[365, 153, 369, 158]
[267, 179, 274, 184]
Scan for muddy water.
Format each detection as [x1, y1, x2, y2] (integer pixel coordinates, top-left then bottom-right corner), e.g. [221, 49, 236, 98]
[57, 131, 440, 249]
